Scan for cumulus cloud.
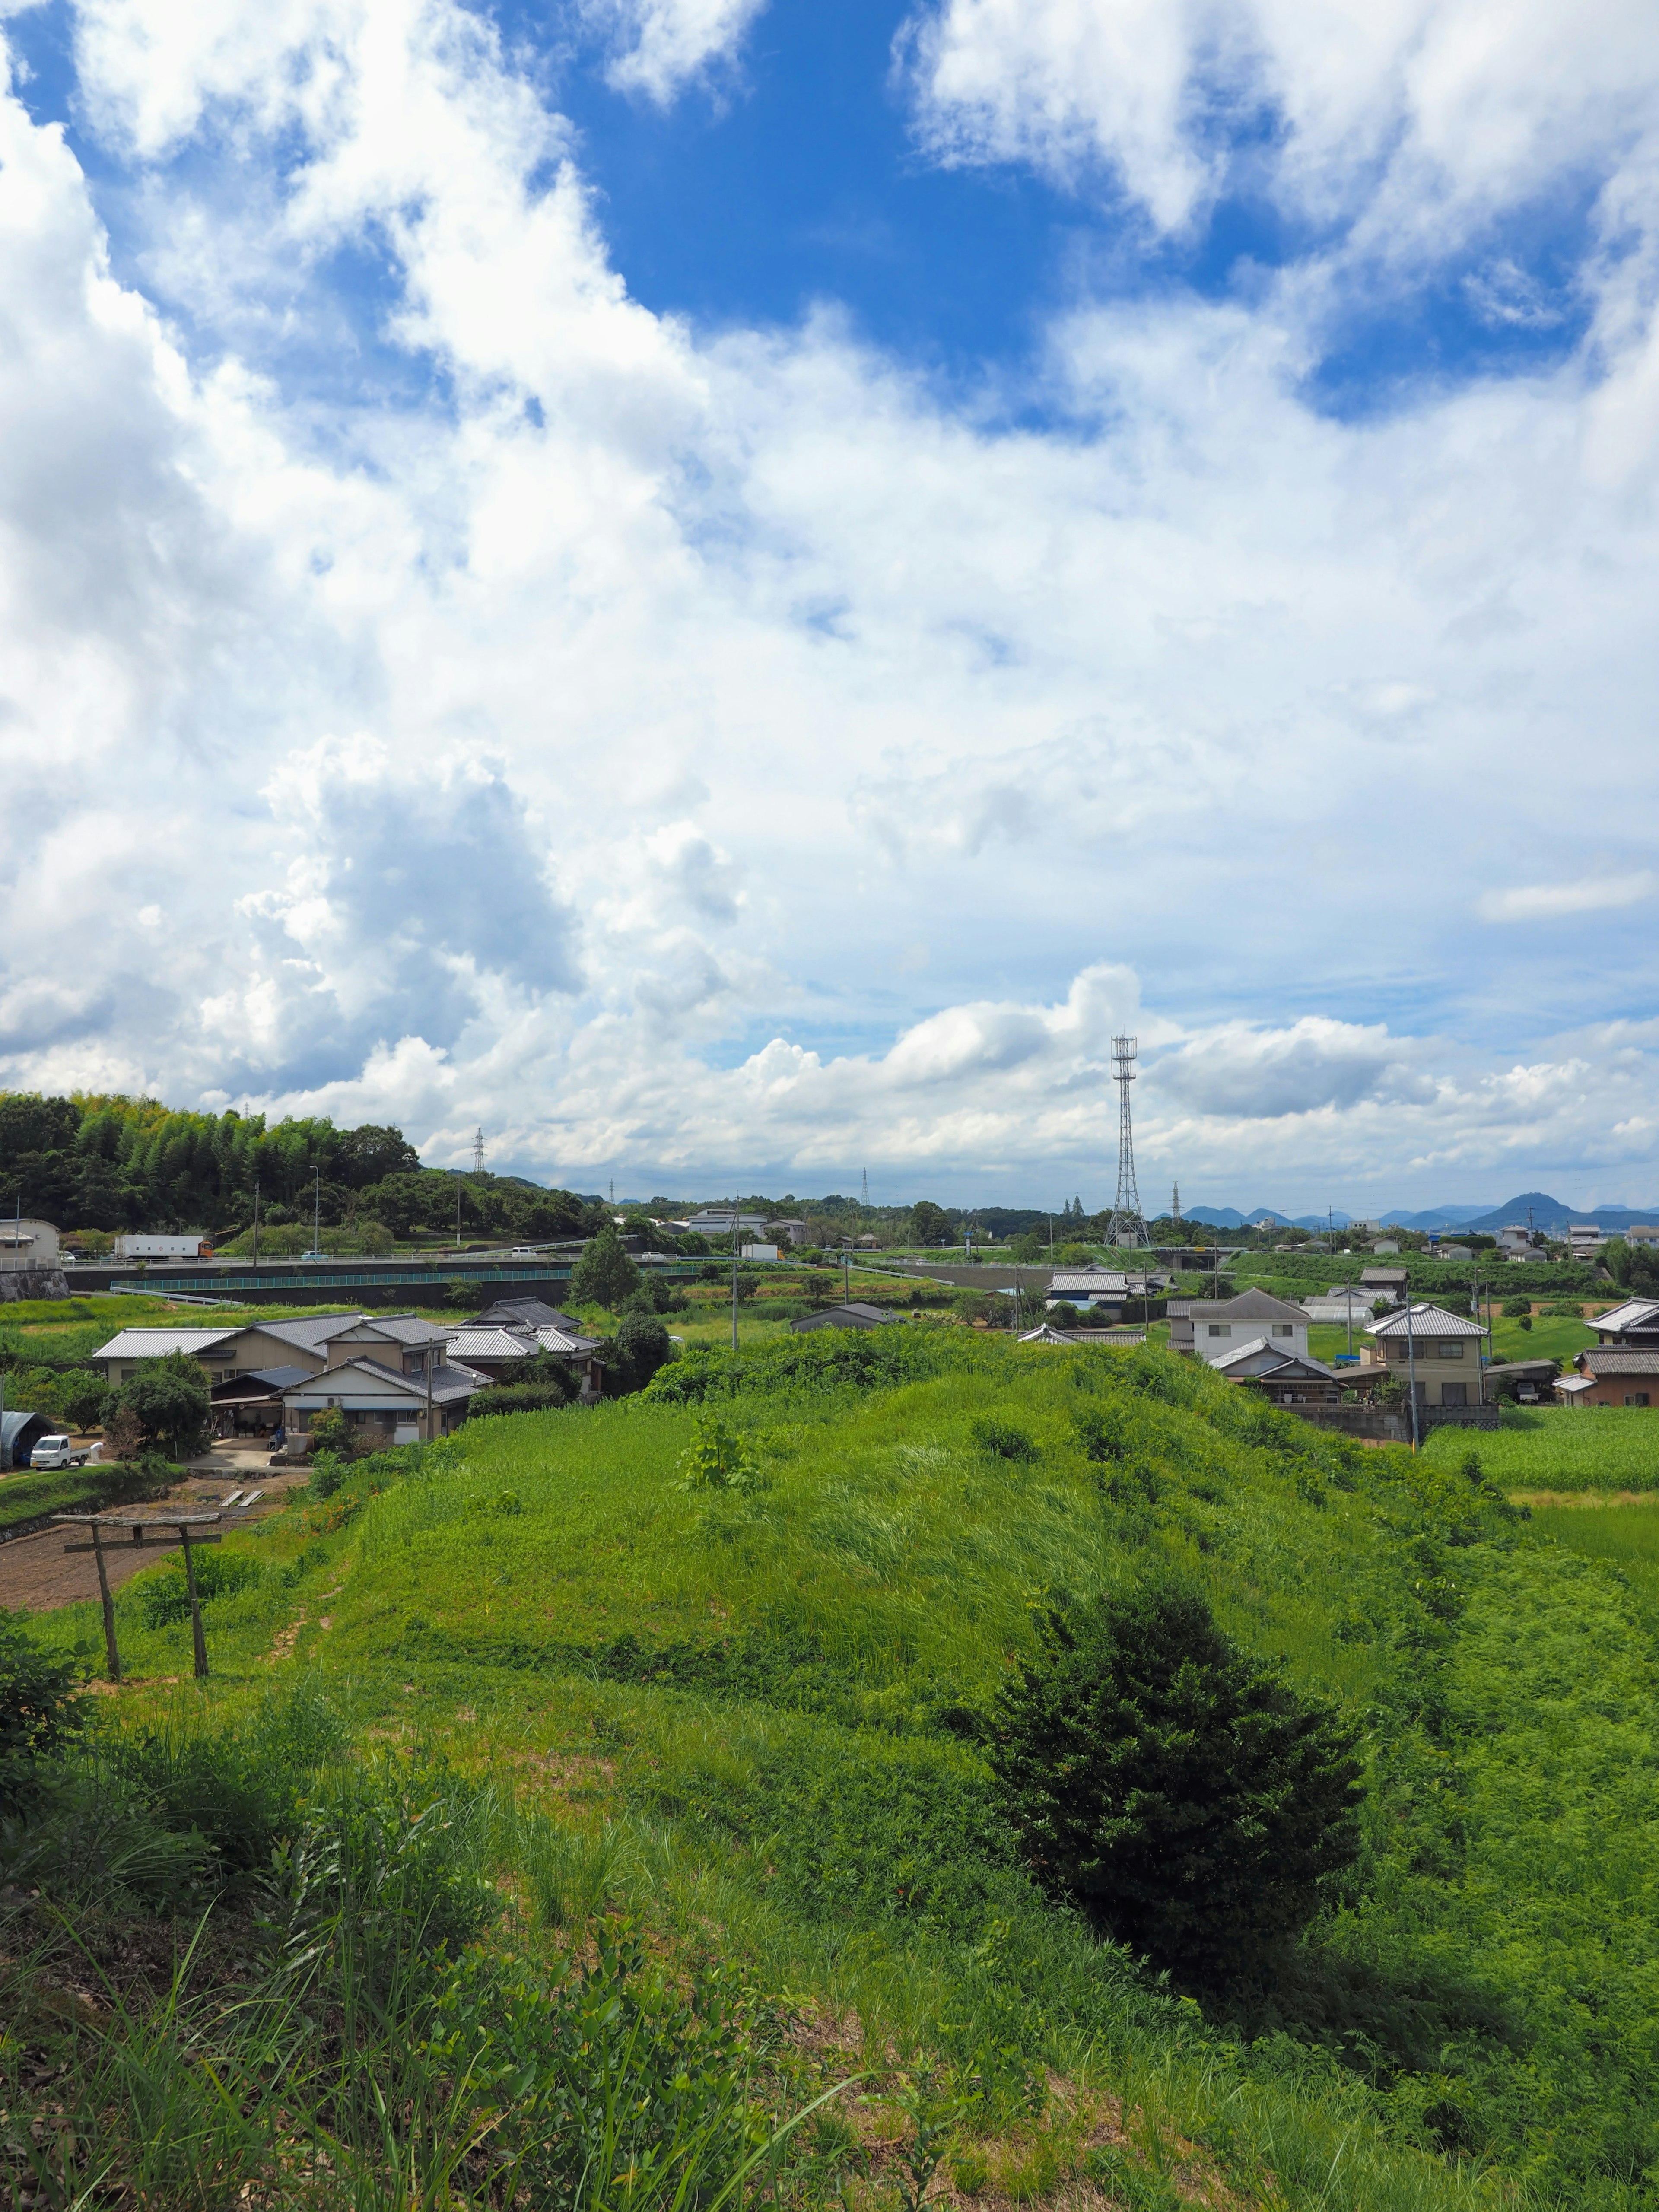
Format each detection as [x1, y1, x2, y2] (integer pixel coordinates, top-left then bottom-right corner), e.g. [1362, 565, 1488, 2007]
[899, 0, 1659, 260]
[0, 0, 1656, 1202]
[583, 0, 769, 102]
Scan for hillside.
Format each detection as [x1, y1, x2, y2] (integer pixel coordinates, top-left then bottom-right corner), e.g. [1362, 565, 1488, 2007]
[9, 1335, 1659, 2207]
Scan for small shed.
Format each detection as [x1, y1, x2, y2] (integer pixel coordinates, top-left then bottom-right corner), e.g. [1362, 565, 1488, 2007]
[0, 1408, 57, 1470]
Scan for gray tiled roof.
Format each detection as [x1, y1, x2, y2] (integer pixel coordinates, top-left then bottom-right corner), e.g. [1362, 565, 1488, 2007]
[1368, 1303, 1486, 1337]
[93, 1327, 239, 1360]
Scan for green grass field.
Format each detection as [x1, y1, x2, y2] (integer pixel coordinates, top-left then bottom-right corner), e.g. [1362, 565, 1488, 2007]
[9, 1335, 1659, 2207]
[1530, 1499, 1659, 1621]
[1425, 1406, 1659, 1493]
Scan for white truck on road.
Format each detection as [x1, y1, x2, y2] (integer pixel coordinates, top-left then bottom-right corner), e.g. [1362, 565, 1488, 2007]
[114, 1234, 214, 1260]
[29, 1436, 89, 1470]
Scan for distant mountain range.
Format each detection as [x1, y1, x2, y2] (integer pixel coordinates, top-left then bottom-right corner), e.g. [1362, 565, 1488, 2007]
[1183, 1192, 1659, 1234]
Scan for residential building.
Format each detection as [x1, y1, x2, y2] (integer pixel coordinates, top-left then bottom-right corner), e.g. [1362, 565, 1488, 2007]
[0, 1218, 58, 1270]
[1588, 1299, 1659, 1347]
[1499, 1224, 1542, 1255]
[1567, 1224, 1608, 1258]
[1557, 1348, 1659, 1408]
[790, 1303, 895, 1332]
[1624, 1225, 1659, 1249]
[1302, 1285, 1382, 1325]
[280, 1357, 486, 1448]
[765, 1219, 807, 1246]
[1359, 1266, 1408, 1301]
[445, 1322, 605, 1399]
[96, 1312, 473, 1449]
[474, 1296, 584, 1331]
[1208, 1339, 1343, 1404]
[1370, 1239, 1401, 1255]
[1048, 1267, 1163, 1320]
[1168, 1288, 1309, 1361]
[1363, 1304, 1487, 1407]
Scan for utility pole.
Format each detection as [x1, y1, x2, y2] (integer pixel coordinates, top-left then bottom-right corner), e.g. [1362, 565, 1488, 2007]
[455, 1181, 462, 1250]
[313, 1169, 321, 1256]
[1406, 1299, 1421, 1451]
[730, 1198, 741, 1354]
[251, 1178, 260, 1274]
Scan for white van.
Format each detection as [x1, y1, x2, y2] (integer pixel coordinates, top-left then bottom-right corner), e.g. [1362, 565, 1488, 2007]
[30, 1436, 85, 1471]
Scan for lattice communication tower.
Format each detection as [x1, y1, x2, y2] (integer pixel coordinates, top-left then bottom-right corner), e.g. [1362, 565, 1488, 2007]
[1106, 1036, 1151, 1248]
[472, 1126, 486, 1175]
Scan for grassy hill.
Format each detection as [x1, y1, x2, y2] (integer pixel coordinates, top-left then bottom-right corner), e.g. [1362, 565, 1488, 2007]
[9, 1334, 1659, 2207]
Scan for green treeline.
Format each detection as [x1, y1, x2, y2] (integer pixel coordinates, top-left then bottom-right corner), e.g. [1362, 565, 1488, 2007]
[0, 1092, 604, 1243]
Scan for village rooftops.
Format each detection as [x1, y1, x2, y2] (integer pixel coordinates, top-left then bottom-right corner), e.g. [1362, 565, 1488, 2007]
[1208, 1337, 1338, 1379]
[789, 1303, 895, 1332]
[445, 1325, 600, 1362]
[1588, 1299, 1659, 1341]
[92, 1326, 242, 1362]
[1367, 1303, 1486, 1337]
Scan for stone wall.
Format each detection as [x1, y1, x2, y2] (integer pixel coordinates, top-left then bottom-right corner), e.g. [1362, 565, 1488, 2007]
[0, 1268, 70, 1303]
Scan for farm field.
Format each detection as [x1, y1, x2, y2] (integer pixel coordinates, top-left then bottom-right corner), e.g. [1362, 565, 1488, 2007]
[1529, 1499, 1659, 1621]
[1425, 1405, 1659, 1493]
[11, 1334, 1659, 2208]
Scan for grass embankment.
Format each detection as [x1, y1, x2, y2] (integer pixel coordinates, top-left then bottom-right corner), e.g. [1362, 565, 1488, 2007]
[13, 1334, 1659, 2206]
[0, 1461, 172, 1541]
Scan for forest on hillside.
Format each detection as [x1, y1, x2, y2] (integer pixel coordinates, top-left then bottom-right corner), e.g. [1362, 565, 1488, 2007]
[0, 1092, 606, 1243]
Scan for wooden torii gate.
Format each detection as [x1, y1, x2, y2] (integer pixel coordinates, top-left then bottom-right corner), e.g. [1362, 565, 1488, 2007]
[53, 1509, 243, 1681]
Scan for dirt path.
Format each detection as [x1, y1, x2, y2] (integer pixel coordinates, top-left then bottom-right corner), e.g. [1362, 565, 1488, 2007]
[0, 1456, 309, 1615]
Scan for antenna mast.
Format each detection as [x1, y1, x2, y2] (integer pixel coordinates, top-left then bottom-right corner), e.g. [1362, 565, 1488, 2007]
[1171, 1179, 1181, 1223]
[472, 1125, 485, 1175]
[1106, 1036, 1150, 1249]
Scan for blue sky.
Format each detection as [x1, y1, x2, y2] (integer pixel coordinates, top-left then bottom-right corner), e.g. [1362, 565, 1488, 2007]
[0, 0, 1656, 1209]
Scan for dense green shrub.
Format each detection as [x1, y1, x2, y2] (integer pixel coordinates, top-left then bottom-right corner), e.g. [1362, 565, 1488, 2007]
[990, 1576, 1364, 1977]
[0, 1608, 83, 1811]
[468, 1382, 574, 1420]
[137, 1547, 264, 1629]
[675, 1414, 764, 1492]
[614, 1309, 673, 1393]
[1500, 1297, 1532, 1319]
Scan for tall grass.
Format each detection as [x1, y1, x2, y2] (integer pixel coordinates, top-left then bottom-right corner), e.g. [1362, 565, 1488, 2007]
[1425, 1407, 1659, 1492]
[19, 1339, 1659, 2207]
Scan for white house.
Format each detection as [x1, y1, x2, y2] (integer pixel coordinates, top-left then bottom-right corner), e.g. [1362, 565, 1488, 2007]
[1168, 1288, 1309, 1361]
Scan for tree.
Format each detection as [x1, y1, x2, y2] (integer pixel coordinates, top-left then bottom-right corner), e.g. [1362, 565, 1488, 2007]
[614, 1310, 673, 1393]
[990, 1576, 1363, 1979]
[906, 1201, 952, 1248]
[117, 1351, 212, 1462]
[571, 1226, 641, 1308]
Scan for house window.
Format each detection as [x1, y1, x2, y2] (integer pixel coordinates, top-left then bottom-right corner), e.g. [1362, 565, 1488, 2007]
[1208, 1324, 1229, 1338]
[1627, 1393, 1652, 1408]
[1272, 1324, 1294, 1337]
[1441, 1382, 1467, 1408]
[1441, 1342, 1464, 1358]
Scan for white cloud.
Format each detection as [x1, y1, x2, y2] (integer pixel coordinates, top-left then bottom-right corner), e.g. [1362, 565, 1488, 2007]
[583, 0, 769, 103]
[0, 1, 1657, 1204]
[899, 0, 1659, 260]
[1478, 873, 1658, 924]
